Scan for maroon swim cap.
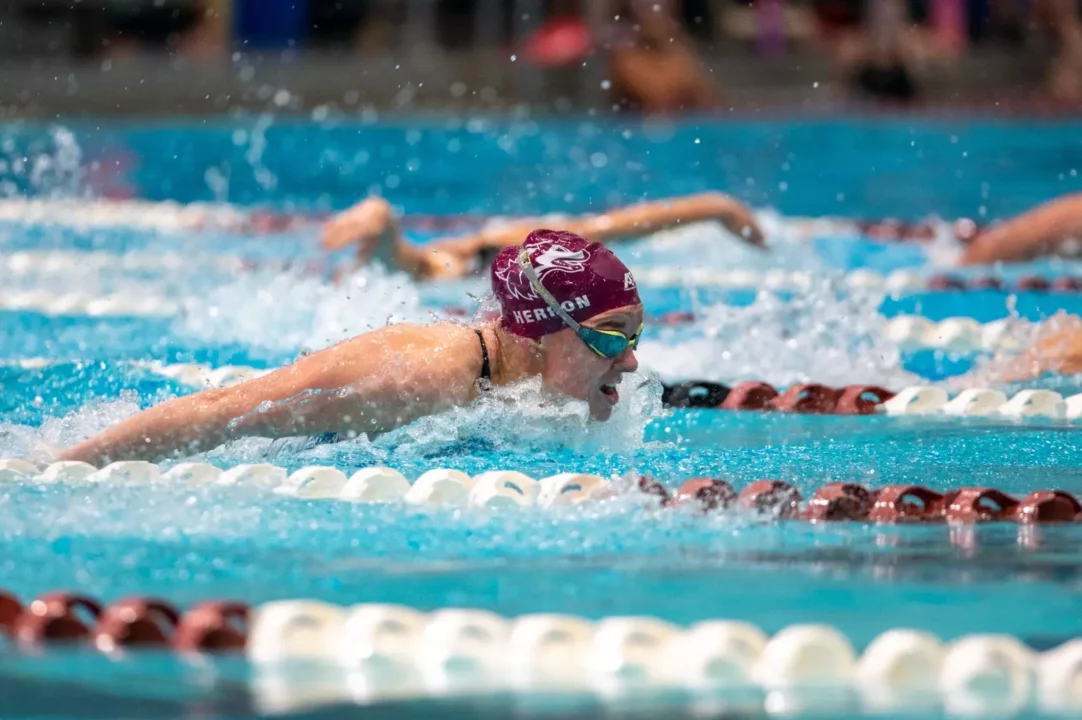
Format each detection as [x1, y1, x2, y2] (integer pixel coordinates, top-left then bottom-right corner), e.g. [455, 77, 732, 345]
[490, 229, 642, 339]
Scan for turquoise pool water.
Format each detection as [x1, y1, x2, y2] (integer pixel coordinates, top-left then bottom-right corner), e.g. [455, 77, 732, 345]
[2, 119, 1082, 717]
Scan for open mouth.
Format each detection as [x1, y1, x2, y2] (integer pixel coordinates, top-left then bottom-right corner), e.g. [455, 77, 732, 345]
[600, 382, 619, 405]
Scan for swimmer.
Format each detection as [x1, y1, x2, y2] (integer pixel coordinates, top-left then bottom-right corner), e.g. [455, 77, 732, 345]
[960, 192, 1082, 265]
[321, 192, 765, 281]
[58, 230, 644, 465]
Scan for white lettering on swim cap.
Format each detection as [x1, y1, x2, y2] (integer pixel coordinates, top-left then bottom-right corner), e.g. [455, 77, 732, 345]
[515, 296, 592, 324]
[624, 272, 636, 290]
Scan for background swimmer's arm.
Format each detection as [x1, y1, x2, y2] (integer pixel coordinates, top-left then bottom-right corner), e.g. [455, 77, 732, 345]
[961, 193, 1082, 265]
[58, 328, 480, 465]
[423, 192, 766, 262]
[570, 193, 764, 247]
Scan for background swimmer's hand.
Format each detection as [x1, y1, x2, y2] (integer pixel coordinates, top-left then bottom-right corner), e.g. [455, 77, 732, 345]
[723, 202, 766, 249]
[321, 197, 395, 256]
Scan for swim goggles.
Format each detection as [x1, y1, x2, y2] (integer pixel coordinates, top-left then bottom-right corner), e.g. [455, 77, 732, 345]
[517, 249, 643, 358]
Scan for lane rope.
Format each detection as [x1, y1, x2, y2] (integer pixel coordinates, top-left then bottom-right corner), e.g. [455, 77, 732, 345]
[2, 461, 1080, 525]
[0, 587, 1078, 716]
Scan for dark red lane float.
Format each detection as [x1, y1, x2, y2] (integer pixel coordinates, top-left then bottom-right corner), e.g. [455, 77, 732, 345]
[721, 381, 779, 411]
[943, 488, 1020, 523]
[637, 475, 671, 504]
[13, 592, 103, 645]
[927, 274, 968, 291]
[868, 485, 945, 523]
[737, 480, 802, 518]
[835, 385, 896, 415]
[804, 483, 877, 522]
[1051, 277, 1082, 292]
[771, 383, 842, 414]
[1016, 275, 1052, 292]
[968, 276, 1004, 290]
[674, 478, 737, 511]
[92, 597, 181, 650]
[0, 590, 22, 634]
[1015, 490, 1082, 524]
[173, 601, 249, 653]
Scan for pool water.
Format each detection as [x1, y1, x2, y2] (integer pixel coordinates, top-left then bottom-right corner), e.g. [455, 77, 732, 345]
[2, 119, 1082, 718]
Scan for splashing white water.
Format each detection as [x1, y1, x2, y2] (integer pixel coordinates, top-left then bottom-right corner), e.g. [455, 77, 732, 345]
[0, 395, 143, 462]
[373, 371, 663, 458]
[175, 263, 432, 352]
[637, 279, 921, 388]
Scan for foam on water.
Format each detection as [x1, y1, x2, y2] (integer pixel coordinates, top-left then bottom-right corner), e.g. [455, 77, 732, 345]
[175, 263, 430, 352]
[637, 279, 921, 388]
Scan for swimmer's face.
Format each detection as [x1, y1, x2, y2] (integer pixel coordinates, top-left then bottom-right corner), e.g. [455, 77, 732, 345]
[539, 304, 643, 421]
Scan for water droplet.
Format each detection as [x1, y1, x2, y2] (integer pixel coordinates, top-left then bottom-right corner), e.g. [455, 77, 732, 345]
[601, 80, 611, 90]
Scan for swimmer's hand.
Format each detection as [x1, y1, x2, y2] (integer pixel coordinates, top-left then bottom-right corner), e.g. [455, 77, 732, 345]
[321, 197, 398, 258]
[722, 202, 766, 249]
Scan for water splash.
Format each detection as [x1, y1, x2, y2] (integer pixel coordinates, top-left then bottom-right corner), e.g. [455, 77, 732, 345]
[637, 279, 921, 388]
[175, 263, 430, 352]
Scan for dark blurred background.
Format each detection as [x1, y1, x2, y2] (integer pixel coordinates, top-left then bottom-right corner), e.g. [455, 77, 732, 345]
[0, 0, 1075, 116]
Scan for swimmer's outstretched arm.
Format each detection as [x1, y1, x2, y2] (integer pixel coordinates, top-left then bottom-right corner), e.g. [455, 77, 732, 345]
[961, 193, 1082, 265]
[58, 326, 483, 465]
[321, 193, 764, 280]
[465, 192, 765, 251]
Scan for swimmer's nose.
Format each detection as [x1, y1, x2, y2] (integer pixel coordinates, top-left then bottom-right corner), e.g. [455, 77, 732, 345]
[616, 348, 639, 374]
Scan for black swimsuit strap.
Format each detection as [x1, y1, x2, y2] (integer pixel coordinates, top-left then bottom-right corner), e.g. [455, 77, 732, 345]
[474, 329, 492, 386]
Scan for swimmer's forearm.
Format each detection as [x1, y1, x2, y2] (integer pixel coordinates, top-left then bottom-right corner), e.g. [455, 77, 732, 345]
[574, 193, 762, 246]
[57, 388, 248, 465]
[962, 194, 1082, 265]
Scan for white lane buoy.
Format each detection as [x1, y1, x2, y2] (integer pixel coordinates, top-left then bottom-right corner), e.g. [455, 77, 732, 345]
[589, 616, 680, 685]
[1066, 393, 1082, 420]
[508, 613, 595, 689]
[667, 620, 769, 687]
[247, 600, 348, 663]
[999, 389, 1066, 419]
[87, 460, 161, 484]
[928, 317, 983, 353]
[469, 471, 539, 509]
[942, 388, 1008, 417]
[884, 270, 924, 295]
[856, 629, 944, 712]
[279, 467, 348, 499]
[755, 624, 858, 688]
[338, 603, 427, 668]
[536, 473, 610, 507]
[883, 316, 934, 349]
[1037, 639, 1082, 713]
[415, 609, 510, 692]
[161, 462, 222, 485]
[403, 469, 474, 507]
[939, 635, 1035, 717]
[0, 459, 39, 482]
[881, 386, 949, 415]
[339, 467, 410, 503]
[219, 464, 288, 488]
[38, 461, 97, 483]
[846, 269, 885, 291]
